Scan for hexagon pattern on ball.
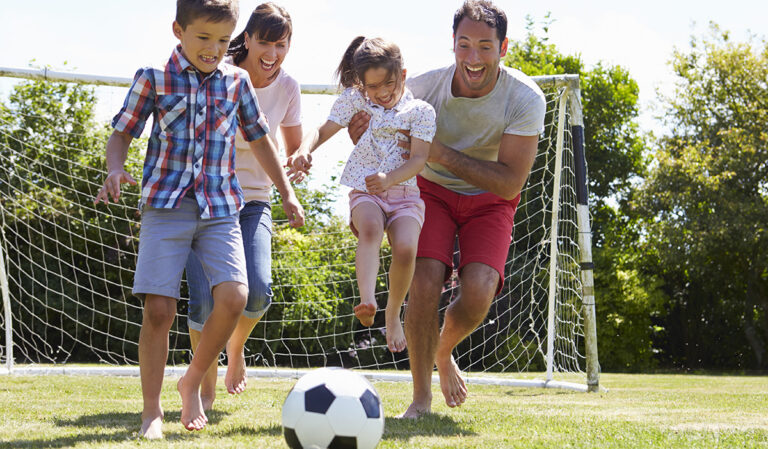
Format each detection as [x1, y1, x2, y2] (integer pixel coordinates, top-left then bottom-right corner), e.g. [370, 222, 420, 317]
[282, 368, 385, 449]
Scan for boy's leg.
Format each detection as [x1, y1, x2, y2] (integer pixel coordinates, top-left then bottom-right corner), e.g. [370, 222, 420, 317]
[139, 294, 177, 439]
[225, 201, 273, 395]
[350, 201, 386, 326]
[384, 216, 421, 352]
[177, 212, 248, 430]
[185, 252, 218, 410]
[178, 281, 247, 429]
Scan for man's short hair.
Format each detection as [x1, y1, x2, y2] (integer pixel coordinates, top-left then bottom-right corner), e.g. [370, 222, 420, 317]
[176, 0, 239, 29]
[453, 0, 508, 44]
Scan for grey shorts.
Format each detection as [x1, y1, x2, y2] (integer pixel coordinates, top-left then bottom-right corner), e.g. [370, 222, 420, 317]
[132, 197, 248, 300]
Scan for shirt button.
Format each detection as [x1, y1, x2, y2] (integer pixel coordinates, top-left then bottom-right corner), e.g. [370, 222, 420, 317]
[196, 134, 203, 142]
[194, 163, 200, 169]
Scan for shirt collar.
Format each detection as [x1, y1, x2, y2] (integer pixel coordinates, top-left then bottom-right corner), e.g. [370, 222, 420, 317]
[168, 45, 223, 79]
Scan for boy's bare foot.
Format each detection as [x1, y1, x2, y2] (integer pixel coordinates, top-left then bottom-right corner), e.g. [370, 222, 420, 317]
[436, 354, 467, 407]
[384, 310, 407, 352]
[140, 411, 164, 439]
[177, 376, 208, 431]
[225, 349, 247, 394]
[353, 302, 377, 327]
[397, 399, 432, 419]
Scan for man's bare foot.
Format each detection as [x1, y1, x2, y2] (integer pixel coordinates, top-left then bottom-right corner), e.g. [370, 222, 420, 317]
[384, 310, 407, 352]
[225, 349, 247, 394]
[177, 376, 208, 431]
[353, 302, 377, 327]
[140, 411, 164, 439]
[436, 354, 467, 407]
[397, 398, 431, 419]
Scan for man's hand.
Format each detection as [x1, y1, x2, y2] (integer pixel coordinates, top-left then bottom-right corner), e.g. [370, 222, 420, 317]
[347, 111, 370, 145]
[94, 169, 137, 204]
[282, 194, 305, 228]
[364, 172, 392, 195]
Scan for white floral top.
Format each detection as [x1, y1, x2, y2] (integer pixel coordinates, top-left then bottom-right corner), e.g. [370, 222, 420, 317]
[329, 87, 436, 192]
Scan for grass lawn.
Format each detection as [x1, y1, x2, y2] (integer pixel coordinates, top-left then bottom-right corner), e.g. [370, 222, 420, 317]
[0, 370, 766, 448]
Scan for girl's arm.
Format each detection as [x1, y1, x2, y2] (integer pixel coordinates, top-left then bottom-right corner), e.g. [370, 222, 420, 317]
[286, 120, 343, 176]
[364, 136, 429, 195]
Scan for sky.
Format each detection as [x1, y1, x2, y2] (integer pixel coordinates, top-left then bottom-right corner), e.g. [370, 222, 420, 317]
[1, 0, 766, 211]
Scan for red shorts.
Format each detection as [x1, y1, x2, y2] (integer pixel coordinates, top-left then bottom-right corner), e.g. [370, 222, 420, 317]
[416, 176, 520, 294]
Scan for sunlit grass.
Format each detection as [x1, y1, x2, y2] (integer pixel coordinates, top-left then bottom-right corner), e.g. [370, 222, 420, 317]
[0, 370, 766, 448]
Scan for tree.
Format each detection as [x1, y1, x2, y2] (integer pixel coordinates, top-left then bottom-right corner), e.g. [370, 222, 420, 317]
[636, 24, 768, 369]
[504, 16, 662, 371]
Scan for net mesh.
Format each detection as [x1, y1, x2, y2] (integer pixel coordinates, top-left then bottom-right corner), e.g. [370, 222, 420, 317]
[0, 78, 587, 382]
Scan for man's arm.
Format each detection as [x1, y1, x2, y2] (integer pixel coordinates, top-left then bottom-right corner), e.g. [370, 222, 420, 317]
[430, 134, 538, 200]
[248, 135, 305, 228]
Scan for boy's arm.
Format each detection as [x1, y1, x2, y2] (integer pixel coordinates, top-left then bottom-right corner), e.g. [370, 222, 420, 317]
[94, 130, 137, 204]
[247, 135, 305, 228]
[286, 120, 343, 176]
[365, 137, 429, 195]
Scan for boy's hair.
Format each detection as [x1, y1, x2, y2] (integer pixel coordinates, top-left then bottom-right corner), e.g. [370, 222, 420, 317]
[335, 36, 404, 90]
[176, 0, 239, 29]
[453, 0, 507, 44]
[228, 2, 293, 66]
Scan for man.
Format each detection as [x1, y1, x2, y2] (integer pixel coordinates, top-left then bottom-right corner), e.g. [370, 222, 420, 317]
[349, 0, 546, 418]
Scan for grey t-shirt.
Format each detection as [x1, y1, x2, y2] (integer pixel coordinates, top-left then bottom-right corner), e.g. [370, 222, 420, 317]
[406, 64, 546, 195]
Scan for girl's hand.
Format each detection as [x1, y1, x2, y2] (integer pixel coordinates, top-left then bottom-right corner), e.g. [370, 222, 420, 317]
[94, 169, 137, 204]
[364, 172, 391, 195]
[285, 151, 312, 182]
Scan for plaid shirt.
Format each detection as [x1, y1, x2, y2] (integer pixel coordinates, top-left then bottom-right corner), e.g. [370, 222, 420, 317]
[112, 45, 269, 218]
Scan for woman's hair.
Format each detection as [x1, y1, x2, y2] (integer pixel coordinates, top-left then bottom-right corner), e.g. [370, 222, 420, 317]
[227, 2, 293, 66]
[335, 36, 404, 89]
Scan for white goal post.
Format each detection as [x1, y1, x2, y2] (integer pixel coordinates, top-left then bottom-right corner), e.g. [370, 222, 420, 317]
[0, 66, 598, 392]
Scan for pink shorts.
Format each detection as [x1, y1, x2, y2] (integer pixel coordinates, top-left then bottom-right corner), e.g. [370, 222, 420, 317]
[416, 176, 520, 295]
[348, 185, 425, 236]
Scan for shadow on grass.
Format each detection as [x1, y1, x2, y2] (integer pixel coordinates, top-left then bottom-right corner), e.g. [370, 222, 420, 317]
[53, 409, 230, 428]
[383, 413, 476, 441]
[504, 389, 576, 397]
[216, 423, 283, 437]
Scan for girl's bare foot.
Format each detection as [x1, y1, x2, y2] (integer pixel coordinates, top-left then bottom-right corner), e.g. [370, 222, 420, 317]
[353, 302, 377, 327]
[385, 310, 407, 352]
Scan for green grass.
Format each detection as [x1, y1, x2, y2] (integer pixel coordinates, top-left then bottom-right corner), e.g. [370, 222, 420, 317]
[0, 371, 767, 448]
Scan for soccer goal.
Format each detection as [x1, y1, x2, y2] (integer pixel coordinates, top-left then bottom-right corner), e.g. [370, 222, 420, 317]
[0, 66, 598, 392]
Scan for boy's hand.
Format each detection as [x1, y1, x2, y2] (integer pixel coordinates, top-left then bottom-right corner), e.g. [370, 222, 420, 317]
[282, 194, 305, 228]
[364, 172, 391, 195]
[94, 169, 137, 204]
[347, 111, 370, 145]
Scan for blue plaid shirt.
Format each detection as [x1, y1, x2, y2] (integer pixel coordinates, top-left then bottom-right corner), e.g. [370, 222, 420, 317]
[112, 45, 269, 218]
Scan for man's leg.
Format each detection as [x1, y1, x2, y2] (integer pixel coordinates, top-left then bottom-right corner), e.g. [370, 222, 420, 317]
[401, 257, 446, 418]
[435, 262, 499, 407]
[177, 281, 247, 430]
[139, 294, 177, 439]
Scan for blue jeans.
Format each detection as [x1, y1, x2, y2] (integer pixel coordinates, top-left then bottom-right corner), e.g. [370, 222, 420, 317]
[186, 200, 273, 331]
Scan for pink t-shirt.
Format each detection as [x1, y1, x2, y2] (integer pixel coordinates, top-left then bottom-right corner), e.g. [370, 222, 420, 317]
[234, 67, 302, 202]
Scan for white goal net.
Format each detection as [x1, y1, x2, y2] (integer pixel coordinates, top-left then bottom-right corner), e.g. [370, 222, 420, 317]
[0, 68, 598, 391]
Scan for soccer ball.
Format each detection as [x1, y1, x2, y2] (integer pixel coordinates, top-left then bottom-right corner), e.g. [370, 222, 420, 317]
[282, 367, 385, 449]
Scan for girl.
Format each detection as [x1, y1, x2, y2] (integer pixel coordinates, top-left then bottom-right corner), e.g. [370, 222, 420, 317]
[289, 36, 436, 352]
[185, 2, 304, 409]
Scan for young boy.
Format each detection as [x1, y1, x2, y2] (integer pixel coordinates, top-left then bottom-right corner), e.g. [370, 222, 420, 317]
[94, 0, 304, 439]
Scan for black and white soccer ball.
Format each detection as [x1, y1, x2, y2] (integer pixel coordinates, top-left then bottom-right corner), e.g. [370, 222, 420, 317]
[282, 367, 384, 449]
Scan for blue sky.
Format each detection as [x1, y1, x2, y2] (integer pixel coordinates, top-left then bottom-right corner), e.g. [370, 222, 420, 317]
[2, 0, 766, 127]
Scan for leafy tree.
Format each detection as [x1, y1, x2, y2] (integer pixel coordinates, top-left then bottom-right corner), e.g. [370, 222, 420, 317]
[504, 16, 662, 371]
[636, 24, 768, 369]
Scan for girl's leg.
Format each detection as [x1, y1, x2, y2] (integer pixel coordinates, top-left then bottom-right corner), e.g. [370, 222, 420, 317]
[385, 216, 421, 352]
[224, 202, 273, 394]
[351, 202, 386, 326]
